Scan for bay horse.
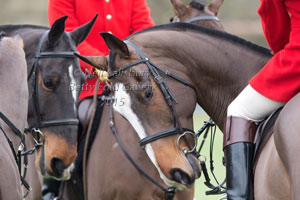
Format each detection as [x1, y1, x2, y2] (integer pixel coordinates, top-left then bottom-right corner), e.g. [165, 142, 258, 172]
[0, 15, 96, 199]
[0, 35, 28, 200]
[57, 4, 227, 200]
[170, 0, 224, 31]
[78, 23, 295, 200]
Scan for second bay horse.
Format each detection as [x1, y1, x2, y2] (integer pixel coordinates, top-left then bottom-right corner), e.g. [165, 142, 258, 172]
[78, 23, 295, 200]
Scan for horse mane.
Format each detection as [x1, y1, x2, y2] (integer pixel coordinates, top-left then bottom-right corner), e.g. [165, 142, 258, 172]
[128, 23, 272, 57]
[0, 24, 48, 31]
[189, 1, 205, 11]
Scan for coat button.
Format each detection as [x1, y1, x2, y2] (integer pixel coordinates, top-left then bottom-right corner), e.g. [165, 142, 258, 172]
[105, 0, 109, 2]
[106, 14, 112, 20]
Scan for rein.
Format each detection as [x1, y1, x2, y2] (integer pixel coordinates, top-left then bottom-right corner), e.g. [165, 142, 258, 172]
[0, 112, 31, 196]
[26, 30, 79, 141]
[196, 120, 226, 196]
[108, 98, 176, 200]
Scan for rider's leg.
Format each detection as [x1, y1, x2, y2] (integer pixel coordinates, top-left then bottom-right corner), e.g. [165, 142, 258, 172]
[224, 85, 284, 200]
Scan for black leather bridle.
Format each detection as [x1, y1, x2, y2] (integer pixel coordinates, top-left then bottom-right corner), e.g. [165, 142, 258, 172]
[0, 112, 31, 196]
[107, 40, 199, 199]
[171, 15, 220, 24]
[26, 30, 79, 137]
[109, 40, 198, 150]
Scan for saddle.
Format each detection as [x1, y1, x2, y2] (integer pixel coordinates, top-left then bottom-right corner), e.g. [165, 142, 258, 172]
[253, 107, 282, 169]
[77, 97, 94, 140]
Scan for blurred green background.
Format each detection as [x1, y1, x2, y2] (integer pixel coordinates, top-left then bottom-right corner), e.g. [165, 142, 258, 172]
[0, 0, 269, 199]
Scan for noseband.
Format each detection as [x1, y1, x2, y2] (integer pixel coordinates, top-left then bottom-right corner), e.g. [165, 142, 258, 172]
[27, 30, 79, 134]
[108, 40, 200, 199]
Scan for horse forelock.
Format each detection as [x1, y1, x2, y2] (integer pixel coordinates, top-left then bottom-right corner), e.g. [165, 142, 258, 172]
[42, 32, 76, 51]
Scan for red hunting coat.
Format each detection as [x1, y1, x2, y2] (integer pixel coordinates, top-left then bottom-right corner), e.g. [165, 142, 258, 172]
[250, 0, 300, 102]
[48, 0, 154, 99]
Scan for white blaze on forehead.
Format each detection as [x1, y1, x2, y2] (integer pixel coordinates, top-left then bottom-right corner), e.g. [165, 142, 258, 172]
[113, 83, 185, 190]
[68, 65, 77, 112]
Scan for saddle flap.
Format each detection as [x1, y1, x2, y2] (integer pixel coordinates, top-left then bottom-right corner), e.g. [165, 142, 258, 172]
[253, 107, 282, 169]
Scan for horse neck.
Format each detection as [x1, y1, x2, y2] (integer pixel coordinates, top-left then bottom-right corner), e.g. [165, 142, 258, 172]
[184, 34, 270, 129]
[0, 38, 28, 150]
[136, 30, 271, 130]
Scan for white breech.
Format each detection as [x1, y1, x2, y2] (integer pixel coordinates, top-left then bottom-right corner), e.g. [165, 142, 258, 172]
[227, 85, 284, 122]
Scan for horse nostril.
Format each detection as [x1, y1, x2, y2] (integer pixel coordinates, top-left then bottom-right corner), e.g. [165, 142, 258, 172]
[170, 168, 194, 186]
[50, 157, 66, 177]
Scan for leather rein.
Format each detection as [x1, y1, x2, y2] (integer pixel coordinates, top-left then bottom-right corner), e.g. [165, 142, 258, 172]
[0, 112, 31, 196]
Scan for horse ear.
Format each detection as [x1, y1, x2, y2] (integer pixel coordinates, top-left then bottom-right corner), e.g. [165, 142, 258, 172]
[74, 53, 108, 71]
[170, 0, 188, 17]
[70, 14, 98, 46]
[48, 15, 68, 46]
[99, 32, 129, 56]
[208, 0, 224, 16]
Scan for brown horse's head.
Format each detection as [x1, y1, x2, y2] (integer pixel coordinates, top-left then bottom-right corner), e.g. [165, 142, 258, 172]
[24, 15, 97, 180]
[170, 0, 224, 31]
[77, 33, 201, 190]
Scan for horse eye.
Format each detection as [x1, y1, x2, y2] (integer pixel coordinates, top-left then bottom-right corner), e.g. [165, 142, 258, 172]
[144, 87, 153, 101]
[43, 78, 56, 90]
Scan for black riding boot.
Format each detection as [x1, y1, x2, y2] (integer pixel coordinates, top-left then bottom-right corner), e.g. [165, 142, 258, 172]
[223, 116, 256, 200]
